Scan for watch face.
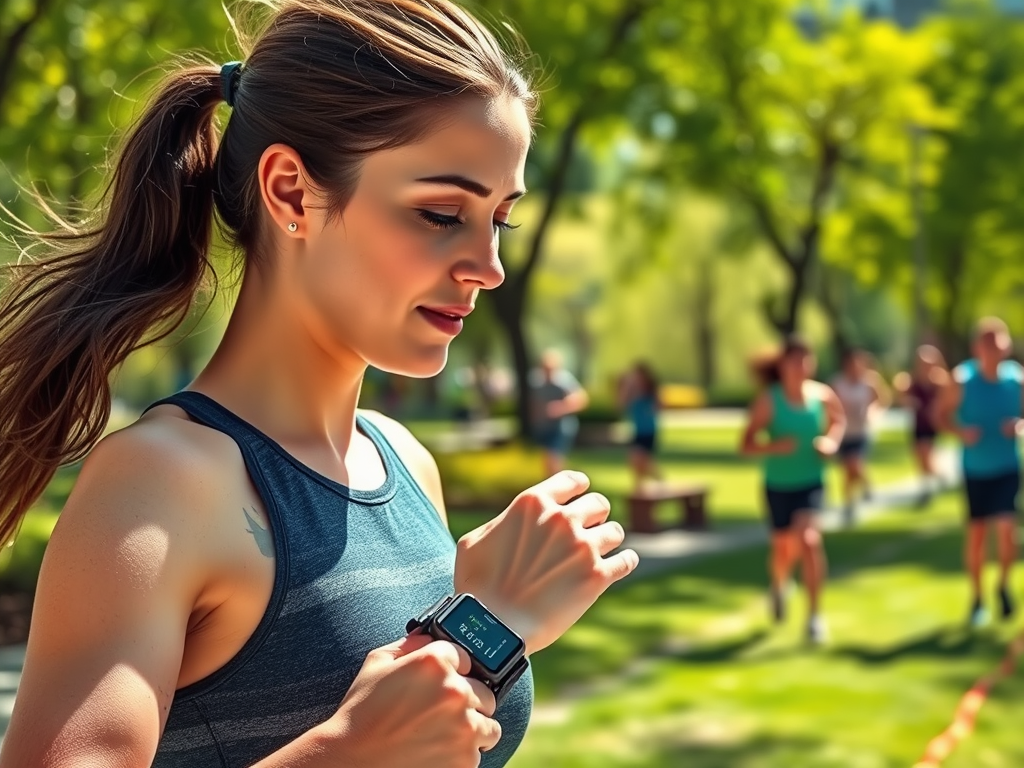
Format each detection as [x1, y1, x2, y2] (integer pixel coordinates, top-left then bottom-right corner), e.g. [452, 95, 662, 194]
[438, 595, 524, 673]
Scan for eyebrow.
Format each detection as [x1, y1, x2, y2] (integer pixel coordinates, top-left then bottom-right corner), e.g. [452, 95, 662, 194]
[415, 174, 526, 202]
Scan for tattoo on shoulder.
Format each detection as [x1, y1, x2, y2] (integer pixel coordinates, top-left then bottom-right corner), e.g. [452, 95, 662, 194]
[243, 507, 275, 558]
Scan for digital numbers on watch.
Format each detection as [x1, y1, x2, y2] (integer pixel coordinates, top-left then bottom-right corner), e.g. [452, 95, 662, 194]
[436, 595, 523, 673]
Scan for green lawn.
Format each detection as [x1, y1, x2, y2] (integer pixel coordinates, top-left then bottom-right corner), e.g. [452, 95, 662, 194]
[439, 424, 931, 540]
[507, 486, 1023, 768]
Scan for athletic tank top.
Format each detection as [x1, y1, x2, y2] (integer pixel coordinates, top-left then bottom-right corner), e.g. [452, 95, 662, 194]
[957, 360, 1024, 479]
[764, 383, 826, 490]
[628, 395, 658, 437]
[907, 377, 938, 433]
[147, 392, 533, 767]
[830, 375, 874, 438]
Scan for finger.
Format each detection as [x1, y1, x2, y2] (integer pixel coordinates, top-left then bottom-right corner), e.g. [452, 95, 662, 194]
[470, 711, 503, 753]
[409, 639, 473, 676]
[596, 548, 640, 585]
[585, 520, 626, 556]
[380, 631, 435, 661]
[563, 492, 611, 528]
[531, 470, 591, 504]
[465, 676, 498, 717]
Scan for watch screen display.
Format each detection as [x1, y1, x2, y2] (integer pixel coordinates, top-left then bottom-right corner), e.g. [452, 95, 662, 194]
[439, 596, 524, 673]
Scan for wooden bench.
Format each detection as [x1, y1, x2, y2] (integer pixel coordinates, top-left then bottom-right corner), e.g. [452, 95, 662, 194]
[626, 484, 710, 533]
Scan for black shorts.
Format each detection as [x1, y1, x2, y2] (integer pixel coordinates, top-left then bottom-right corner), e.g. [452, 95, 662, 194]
[964, 471, 1020, 521]
[765, 484, 824, 531]
[837, 436, 868, 459]
[913, 425, 938, 443]
[631, 432, 657, 453]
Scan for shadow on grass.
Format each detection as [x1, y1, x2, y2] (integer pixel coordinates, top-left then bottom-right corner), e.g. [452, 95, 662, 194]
[830, 624, 1009, 665]
[642, 732, 830, 768]
[520, 730, 831, 768]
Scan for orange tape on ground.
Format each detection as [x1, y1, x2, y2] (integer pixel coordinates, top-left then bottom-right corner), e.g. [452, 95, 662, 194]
[912, 629, 1024, 768]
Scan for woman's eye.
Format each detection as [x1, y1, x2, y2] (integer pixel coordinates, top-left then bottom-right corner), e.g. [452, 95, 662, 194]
[417, 210, 520, 233]
[417, 210, 463, 230]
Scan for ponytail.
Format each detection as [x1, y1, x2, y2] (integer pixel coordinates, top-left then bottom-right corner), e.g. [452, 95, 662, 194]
[0, 64, 224, 545]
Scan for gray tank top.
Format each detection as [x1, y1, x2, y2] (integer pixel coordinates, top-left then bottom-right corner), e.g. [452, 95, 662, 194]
[148, 392, 533, 767]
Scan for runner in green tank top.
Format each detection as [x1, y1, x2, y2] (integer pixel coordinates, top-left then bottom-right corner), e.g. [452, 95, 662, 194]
[740, 336, 846, 644]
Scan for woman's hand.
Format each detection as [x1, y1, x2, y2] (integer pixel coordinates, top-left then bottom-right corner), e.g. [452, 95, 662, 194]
[321, 634, 500, 768]
[812, 435, 839, 457]
[453, 471, 639, 655]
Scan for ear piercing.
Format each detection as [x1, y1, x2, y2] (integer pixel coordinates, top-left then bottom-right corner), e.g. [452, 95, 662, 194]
[288, 222, 298, 232]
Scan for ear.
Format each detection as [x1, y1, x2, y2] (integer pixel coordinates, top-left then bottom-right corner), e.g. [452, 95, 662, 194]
[257, 143, 315, 237]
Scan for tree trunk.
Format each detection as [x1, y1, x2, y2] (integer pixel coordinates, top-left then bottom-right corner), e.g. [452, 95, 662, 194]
[488, 0, 649, 438]
[490, 283, 532, 438]
[693, 254, 715, 390]
[0, 0, 55, 120]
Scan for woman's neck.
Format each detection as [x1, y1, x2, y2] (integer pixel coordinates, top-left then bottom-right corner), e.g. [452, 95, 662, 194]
[191, 271, 367, 450]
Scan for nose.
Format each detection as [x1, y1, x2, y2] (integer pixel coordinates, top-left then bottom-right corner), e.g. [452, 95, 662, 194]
[452, 232, 505, 290]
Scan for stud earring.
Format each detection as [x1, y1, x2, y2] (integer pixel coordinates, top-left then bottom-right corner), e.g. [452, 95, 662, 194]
[287, 222, 298, 232]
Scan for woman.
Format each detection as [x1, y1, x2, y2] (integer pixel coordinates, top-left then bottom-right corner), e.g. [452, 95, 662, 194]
[619, 361, 662, 489]
[893, 344, 950, 507]
[831, 348, 890, 525]
[0, 3, 638, 766]
[740, 337, 846, 644]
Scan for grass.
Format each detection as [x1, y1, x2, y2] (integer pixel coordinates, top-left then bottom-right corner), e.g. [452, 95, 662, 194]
[505, 493, 1023, 768]
[439, 423, 932, 540]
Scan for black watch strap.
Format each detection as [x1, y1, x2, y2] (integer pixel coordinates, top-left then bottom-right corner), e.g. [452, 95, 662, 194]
[491, 655, 529, 707]
[406, 593, 453, 634]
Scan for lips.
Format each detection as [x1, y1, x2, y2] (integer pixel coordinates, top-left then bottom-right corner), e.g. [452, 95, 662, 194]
[417, 307, 467, 336]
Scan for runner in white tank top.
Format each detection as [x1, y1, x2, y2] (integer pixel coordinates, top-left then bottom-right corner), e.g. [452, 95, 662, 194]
[831, 349, 890, 525]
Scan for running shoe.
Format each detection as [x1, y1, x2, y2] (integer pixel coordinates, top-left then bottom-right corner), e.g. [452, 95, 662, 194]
[968, 599, 989, 629]
[998, 585, 1016, 621]
[806, 615, 828, 645]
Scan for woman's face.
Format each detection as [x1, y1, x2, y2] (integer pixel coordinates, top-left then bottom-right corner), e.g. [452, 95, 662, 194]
[782, 349, 815, 382]
[294, 95, 531, 378]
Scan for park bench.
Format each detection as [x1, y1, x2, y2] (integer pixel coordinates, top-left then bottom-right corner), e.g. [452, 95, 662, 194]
[626, 483, 710, 533]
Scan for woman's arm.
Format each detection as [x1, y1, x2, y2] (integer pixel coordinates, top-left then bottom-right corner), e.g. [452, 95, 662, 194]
[815, 383, 848, 454]
[0, 426, 213, 767]
[739, 390, 791, 456]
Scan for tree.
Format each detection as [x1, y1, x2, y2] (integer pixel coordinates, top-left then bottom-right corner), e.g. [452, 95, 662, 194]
[473, 0, 658, 436]
[644, 1, 933, 340]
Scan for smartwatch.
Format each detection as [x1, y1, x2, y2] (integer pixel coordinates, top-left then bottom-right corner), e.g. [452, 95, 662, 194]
[407, 593, 529, 707]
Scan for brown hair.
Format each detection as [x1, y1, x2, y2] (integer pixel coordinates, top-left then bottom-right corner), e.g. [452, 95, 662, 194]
[750, 335, 811, 386]
[0, 0, 536, 545]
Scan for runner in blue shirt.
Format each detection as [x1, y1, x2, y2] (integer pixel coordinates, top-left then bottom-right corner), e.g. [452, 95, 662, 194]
[936, 317, 1022, 626]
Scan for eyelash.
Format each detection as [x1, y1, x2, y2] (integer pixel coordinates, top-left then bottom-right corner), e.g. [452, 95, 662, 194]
[417, 210, 520, 232]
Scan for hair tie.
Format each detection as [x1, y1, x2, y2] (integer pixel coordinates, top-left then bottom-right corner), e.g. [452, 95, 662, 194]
[220, 61, 243, 107]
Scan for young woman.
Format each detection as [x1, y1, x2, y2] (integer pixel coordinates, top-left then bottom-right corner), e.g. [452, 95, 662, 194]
[740, 337, 846, 643]
[831, 348, 890, 525]
[893, 344, 949, 507]
[0, 3, 639, 767]
[618, 361, 662, 490]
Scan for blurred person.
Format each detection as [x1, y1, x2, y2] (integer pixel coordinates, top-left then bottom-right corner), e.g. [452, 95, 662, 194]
[831, 348, 891, 526]
[935, 318, 1021, 627]
[893, 344, 950, 507]
[0, 4, 640, 767]
[618, 361, 663, 490]
[530, 349, 589, 476]
[740, 336, 846, 644]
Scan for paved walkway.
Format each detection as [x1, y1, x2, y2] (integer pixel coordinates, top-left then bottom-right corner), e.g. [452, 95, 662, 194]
[0, 425, 959, 742]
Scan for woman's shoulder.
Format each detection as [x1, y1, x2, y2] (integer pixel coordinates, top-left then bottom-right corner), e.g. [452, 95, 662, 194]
[806, 379, 836, 402]
[66, 405, 252, 541]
